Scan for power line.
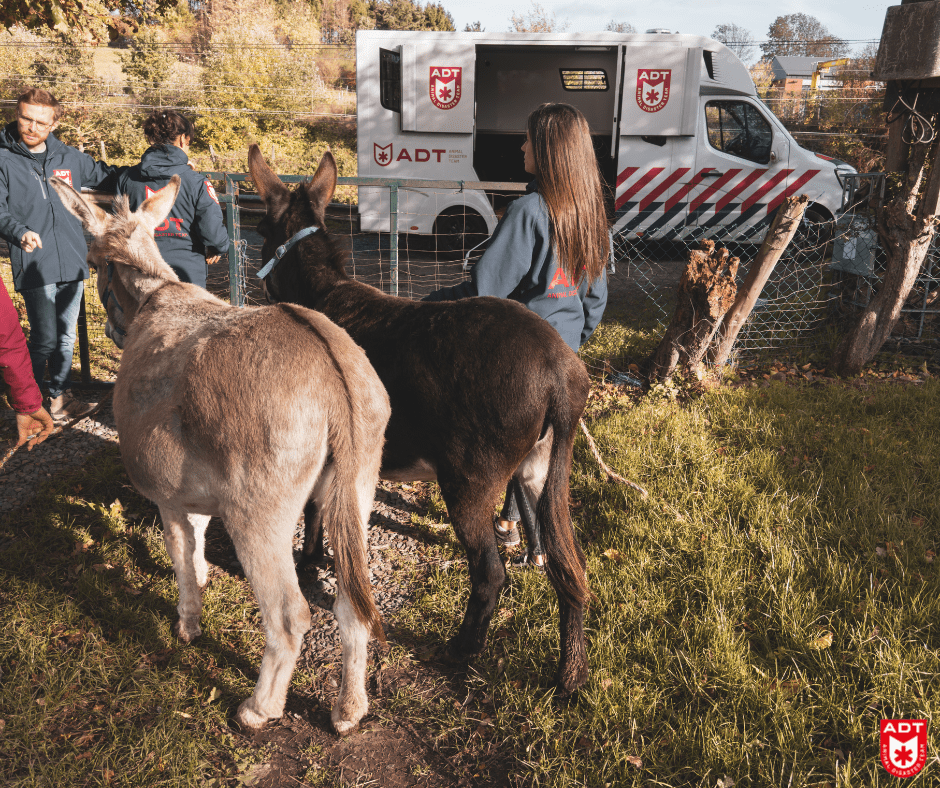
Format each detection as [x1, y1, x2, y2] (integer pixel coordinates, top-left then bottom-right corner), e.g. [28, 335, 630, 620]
[0, 37, 882, 49]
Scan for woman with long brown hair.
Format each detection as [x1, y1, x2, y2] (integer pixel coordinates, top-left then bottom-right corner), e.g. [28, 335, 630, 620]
[425, 102, 610, 567]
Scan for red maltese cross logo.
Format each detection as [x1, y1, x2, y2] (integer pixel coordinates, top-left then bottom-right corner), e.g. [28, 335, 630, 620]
[880, 720, 928, 778]
[430, 67, 462, 110]
[636, 69, 671, 113]
[374, 142, 393, 167]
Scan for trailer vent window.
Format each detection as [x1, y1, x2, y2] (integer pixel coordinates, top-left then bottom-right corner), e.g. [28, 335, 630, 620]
[703, 50, 715, 80]
[560, 69, 609, 91]
[380, 48, 402, 113]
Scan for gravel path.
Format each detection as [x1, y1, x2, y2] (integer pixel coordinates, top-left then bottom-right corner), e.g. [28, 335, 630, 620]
[0, 391, 119, 513]
[1, 392, 447, 665]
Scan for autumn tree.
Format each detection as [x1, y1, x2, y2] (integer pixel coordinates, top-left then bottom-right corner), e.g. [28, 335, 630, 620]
[712, 23, 756, 66]
[0, 0, 137, 42]
[464, 21, 483, 31]
[761, 13, 849, 59]
[369, 0, 455, 31]
[122, 27, 178, 99]
[509, 2, 569, 32]
[604, 20, 636, 33]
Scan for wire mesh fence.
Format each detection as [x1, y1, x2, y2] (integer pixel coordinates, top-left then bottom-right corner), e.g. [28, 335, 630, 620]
[830, 173, 940, 342]
[5, 172, 926, 389]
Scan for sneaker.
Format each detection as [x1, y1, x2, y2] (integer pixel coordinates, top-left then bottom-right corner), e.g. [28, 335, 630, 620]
[48, 390, 97, 423]
[510, 550, 546, 572]
[494, 518, 521, 547]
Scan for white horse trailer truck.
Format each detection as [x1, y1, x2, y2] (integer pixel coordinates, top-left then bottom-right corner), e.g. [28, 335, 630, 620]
[355, 30, 854, 249]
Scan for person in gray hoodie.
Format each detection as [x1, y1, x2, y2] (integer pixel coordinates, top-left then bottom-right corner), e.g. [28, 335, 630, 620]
[0, 87, 122, 422]
[115, 111, 229, 289]
[425, 103, 610, 568]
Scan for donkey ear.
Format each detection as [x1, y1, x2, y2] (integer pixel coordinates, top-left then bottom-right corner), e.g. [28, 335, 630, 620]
[139, 175, 181, 233]
[248, 144, 290, 208]
[49, 176, 109, 236]
[303, 151, 337, 218]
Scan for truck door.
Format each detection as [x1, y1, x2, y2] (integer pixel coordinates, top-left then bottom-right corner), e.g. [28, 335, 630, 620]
[612, 45, 701, 237]
[690, 97, 793, 240]
[401, 40, 475, 133]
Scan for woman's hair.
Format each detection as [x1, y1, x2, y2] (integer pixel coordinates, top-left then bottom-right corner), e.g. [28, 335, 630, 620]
[143, 110, 196, 146]
[527, 103, 609, 286]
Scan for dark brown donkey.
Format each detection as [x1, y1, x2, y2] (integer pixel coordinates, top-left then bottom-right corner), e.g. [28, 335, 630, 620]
[50, 175, 390, 734]
[248, 147, 592, 697]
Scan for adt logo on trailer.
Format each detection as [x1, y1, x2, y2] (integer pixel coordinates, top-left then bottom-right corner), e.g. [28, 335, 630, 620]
[430, 67, 461, 110]
[636, 69, 671, 113]
[880, 719, 927, 777]
[374, 142, 393, 167]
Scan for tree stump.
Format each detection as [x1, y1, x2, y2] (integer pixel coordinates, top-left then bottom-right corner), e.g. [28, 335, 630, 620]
[648, 240, 739, 381]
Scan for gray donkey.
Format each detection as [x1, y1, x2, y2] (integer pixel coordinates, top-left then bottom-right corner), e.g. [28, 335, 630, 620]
[50, 175, 390, 734]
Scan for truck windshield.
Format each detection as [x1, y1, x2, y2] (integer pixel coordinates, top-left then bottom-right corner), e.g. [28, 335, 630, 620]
[705, 100, 773, 165]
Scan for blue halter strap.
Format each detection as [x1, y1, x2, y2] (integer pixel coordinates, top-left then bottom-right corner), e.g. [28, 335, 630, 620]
[256, 225, 320, 279]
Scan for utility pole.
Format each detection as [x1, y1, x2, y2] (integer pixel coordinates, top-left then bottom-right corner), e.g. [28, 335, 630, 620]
[831, 0, 940, 376]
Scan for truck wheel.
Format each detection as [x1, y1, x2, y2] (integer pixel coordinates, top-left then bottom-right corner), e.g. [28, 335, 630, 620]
[434, 209, 489, 256]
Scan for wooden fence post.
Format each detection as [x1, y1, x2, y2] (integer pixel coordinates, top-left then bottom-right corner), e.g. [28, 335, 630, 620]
[709, 195, 809, 367]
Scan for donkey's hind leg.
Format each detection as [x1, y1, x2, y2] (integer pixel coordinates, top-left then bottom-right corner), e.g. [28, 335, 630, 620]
[159, 506, 211, 643]
[298, 463, 333, 574]
[229, 513, 312, 730]
[332, 582, 370, 734]
[438, 476, 507, 659]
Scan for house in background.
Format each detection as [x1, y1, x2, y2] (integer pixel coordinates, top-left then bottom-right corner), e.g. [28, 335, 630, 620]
[769, 56, 846, 94]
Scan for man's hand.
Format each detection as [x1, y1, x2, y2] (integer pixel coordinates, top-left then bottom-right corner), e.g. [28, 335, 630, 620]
[206, 255, 221, 265]
[15, 407, 54, 450]
[20, 231, 42, 253]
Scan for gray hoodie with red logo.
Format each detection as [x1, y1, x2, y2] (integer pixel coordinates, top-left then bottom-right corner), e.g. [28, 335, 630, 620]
[423, 183, 608, 351]
[116, 144, 229, 288]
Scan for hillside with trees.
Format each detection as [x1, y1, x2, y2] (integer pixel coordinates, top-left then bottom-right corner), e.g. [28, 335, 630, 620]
[0, 0, 455, 181]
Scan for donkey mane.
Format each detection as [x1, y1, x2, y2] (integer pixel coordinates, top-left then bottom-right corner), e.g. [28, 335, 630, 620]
[97, 195, 179, 282]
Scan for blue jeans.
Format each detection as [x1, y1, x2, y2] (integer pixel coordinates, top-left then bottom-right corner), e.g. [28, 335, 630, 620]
[20, 280, 85, 398]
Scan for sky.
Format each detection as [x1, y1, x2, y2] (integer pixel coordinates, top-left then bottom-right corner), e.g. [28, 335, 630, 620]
[450, 0, 892, 53]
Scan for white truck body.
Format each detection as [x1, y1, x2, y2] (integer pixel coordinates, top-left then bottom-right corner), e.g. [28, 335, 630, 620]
[356, 30, 853, 242]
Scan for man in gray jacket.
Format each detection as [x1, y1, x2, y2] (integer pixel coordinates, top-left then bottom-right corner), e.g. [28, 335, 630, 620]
[0, 87, 121, 421]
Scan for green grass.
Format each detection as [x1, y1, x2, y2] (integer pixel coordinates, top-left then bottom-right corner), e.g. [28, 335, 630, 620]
[3, 280, 940, 785]
[393, 372, 940, 786]
[0, 451, 233, 785]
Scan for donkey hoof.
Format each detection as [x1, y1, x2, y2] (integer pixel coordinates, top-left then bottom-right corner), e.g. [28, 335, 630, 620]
[235, 700, 275, 732]
[552, 686, 582, 709]
[332, 717, 361, 737]
[556, 668, 590, 700]
[174, 619, 202, 643]
[443, 637, 478, 664]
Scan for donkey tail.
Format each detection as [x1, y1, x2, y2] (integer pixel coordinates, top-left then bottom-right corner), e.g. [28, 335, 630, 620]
[292, 306, 386, 643]
[322, 394, 386, 643]
[537, 369, 591, 610]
